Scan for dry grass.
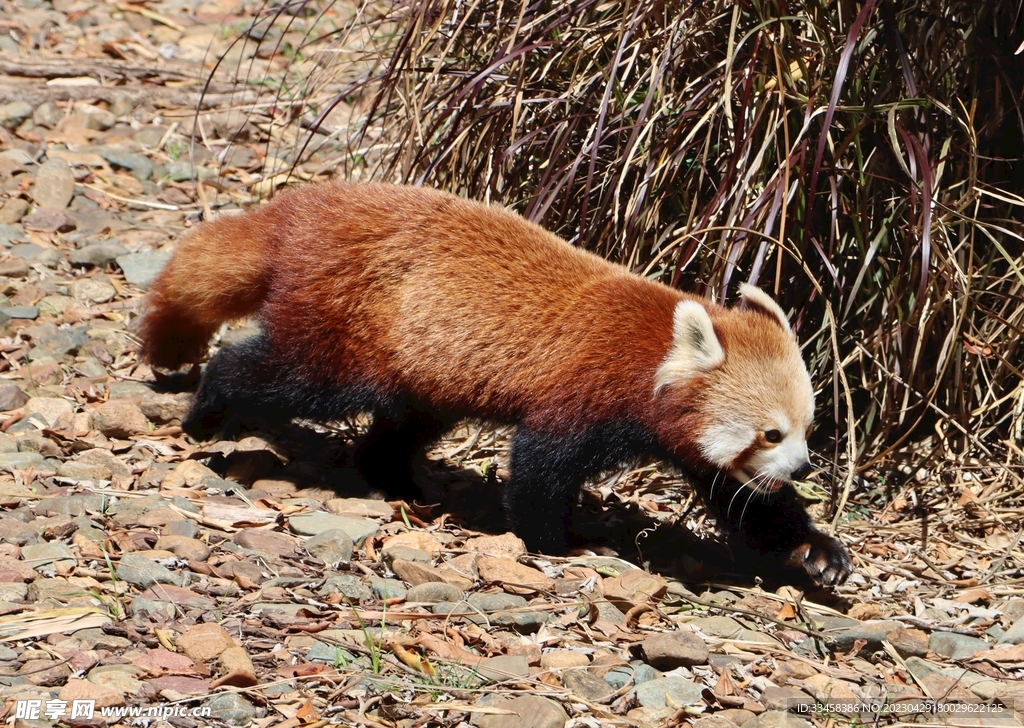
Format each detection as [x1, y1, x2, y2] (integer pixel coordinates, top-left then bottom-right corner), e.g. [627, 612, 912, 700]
[203, 0, 1024, 500]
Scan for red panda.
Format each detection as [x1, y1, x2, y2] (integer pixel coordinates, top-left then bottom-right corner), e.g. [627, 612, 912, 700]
[139, 182, 852, 586]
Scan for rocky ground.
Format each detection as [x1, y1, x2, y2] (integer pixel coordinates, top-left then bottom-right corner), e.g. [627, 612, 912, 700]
[1, 0, 1024, 727]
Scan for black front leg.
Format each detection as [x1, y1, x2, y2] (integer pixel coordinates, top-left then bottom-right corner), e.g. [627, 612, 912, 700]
[694, 476, 852, 586]
[505, 422, 656, 555]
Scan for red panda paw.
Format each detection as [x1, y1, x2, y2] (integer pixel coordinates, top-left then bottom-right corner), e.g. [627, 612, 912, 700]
[787, 531, 853, 587]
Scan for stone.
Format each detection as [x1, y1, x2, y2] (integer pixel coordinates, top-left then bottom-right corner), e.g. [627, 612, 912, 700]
[59, 678, 122, 708]
[0, 223, 28, 246]
[303, 529, 354, 565]
[464, 533, 528, 558]
[21, 543, 77, 572]
[70, 277, 117, 303]
[154, 535, 210, 561]
[319, 574, 373, 602]
[477, 695, 567, 728]
[69, 241, 129, 267]
[216, 646, 257, 687]
[930, 632, 991, 659]
[161, 459, 219, 488]
[0, 383, 29, 411]
[204, 692, 256, 726]
[288, 513, 379, 545]
[742, 711, 813, 728]
[91, 399, 150, 437]
[2, 306, 39, 320]
[0, 452, 45, 471]
[325, 497, 394, 518]
[639, 630, 709, 669]
[116, 250, 172, 289]
[369, 576, 407, 600]
[110, 92, 134, 118]
[31, 158, 76, 209]
[562, 668, 615, 703]
[382, 544, 432, 565]
[140, 391, 191, 423]
[541, 651, 590, 669]
[999, 615, 1024, 645]
[633, 676, 704, 708]
[33, 101, 63, 127]
[0, 198, 29, 224]
[97, 148, 154, 180]
[382, 531, 443, 557]
[762, 685, 815, 711]
[692, 615, 746, 639]
[177, 622, 236, 662]
[476, 556, 555, 594]
[407, 582, 462, 603]
[477, 654, 531, 682]
[233, 528, 297, 557]
[115, 553, 183, 588]
[0, 258, 30, 277]
[55, 461, 112, 481]
[391, 559, 475, 590]
[23, 397, 74, 426]
[23, 207, 75, 233]
[0, 101, 33, 129]
[467, 592, 528, 611]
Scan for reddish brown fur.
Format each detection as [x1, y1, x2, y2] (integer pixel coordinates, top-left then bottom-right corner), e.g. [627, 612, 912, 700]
[139, 183, 815, 474]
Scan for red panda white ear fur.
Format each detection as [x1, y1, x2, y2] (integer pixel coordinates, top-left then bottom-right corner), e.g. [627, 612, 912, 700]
[738, 283, 793, 335]
[654, 300, 725, 392]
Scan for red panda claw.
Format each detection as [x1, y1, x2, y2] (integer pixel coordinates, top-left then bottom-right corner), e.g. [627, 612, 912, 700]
[789, 531, 853, 586]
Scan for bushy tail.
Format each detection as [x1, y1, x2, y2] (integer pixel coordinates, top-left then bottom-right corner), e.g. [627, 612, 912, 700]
[138, 210, 275, 370]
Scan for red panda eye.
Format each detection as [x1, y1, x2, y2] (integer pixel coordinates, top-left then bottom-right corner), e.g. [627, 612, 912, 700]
[764, 429, 783, 443]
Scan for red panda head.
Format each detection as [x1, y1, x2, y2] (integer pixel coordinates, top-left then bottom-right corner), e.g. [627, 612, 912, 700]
[654, 284, 815, 492]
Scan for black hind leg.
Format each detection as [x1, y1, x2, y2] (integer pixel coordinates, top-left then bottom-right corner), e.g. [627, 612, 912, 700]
[183, 335, 288, 439]
[183, 333, 373, 440]
[354, 409, 451, 502]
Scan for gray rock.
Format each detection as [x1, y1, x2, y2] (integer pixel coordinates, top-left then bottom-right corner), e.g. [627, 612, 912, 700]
[467, 592, 528, 611]
[74, 357, 108, 378]
[562, 668, 615, 703]
[319, 574, 372, 603]
[633, 676, 704, 708]
[999, 615, 1024, 645]
[0, 102, 32, 129]
[33, 101, 63, 128]
[477, 695, 567, 728]
[115, 553, 184, 589]
[69, 241, 129, 267]
[0, 223, 28, 246]
[369, 577, 407, 600]
[288, 513, 379, 545]
[130, 597, 175, 619]
[39, 494, 109, 516]
[31, 158, 76, 209]
[306, 640, 356, 665]
[116, 250, 172, 289]
[71, 277, 116, 303]
[165, 160, 216, 182]
[476, 654, 531, 682]
[762, 686, 815, 712]
[930, 632, 991, 659]
[304, 528, 354, 566]
[0, 383, 28, 411]
[204, 693, 256, 727]
[73, 628, 132, 650]
[742, 711, 813, 728]
[28, 327, 89, 361]
[97, 148, 154, 181]
[110, 92, 134, 118]
[408, 582, 462, 603]
[21, 543, 77, 572]
[1, 306, 39, 320]
[382, 544, 431, 565]
[692, 615, 746, 639]
[0, 452, 45, 471]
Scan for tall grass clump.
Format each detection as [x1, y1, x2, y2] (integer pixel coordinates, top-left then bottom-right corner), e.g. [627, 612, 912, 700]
[213, 0, 1024, 489]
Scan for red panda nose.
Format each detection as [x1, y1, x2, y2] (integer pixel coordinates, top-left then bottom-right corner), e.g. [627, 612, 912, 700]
[791, 463, 814, 480]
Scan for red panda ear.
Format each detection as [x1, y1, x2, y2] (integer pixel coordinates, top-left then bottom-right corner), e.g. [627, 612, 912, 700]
[655, 301, 726, 391]
[738, 283, 794, 336]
